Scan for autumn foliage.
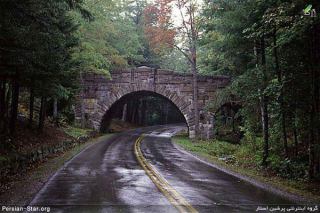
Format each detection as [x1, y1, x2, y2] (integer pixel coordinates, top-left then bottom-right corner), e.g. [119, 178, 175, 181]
[143, 0, 176, 55]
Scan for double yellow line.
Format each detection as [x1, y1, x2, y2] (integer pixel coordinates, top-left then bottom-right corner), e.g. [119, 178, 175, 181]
[134, 135, 198, 213]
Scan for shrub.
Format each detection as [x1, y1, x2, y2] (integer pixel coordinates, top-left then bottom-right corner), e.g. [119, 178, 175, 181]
[268, 154, 308, 180]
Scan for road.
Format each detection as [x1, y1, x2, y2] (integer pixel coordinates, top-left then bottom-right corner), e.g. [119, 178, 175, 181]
[30, 125, 293, 212]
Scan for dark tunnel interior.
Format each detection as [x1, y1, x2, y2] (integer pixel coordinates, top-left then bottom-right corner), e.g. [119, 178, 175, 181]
[100, 91, 187, 133]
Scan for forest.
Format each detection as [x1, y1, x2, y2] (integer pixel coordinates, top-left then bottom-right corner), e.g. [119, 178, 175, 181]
[0, 0, 319, 185]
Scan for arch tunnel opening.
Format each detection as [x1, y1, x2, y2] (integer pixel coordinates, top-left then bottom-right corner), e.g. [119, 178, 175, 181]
[100, 91, 188, 133]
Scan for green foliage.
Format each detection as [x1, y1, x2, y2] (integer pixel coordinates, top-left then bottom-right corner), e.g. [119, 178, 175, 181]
[268, 154, 309, 180]
[155, 49, 189, 72]
[200, 0, 320, 179]
[1, 0, 80, 92]
[1, 0, 156, 135]
[70, 0, 144, 76]
[174, 136, 238, 159]
[0, 0, 84, 135]
[72, 41, 111, 76]
[175, 135, 309, 180]
[63, 126, 92, 138]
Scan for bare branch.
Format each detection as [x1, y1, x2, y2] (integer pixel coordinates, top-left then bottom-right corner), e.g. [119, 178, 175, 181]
[176, 0, 192, 40]
[173, 44, 192, 64]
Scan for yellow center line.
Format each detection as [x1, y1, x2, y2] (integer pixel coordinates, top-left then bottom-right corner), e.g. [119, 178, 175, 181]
[134, 135, 198, 213]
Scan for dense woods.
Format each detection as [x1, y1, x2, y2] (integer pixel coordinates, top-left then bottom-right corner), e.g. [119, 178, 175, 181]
[0, 0, 319, 182]
[200, 0, 320, 180]
[0, 0, 146, 135]
[0, 0, 84, 135]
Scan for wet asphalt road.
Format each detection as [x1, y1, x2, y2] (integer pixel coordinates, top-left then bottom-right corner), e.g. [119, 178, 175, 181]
[30, 124, 293, 213]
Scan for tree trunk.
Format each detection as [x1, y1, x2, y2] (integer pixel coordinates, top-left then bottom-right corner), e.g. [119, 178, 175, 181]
[261, 96, 269, 166]
[273, 29, 288, 157]
[9, 80, 19, 135]
[0, 80, 6, 132]
[293, 116, 299, 157]
[314, 22, 320, 179]
[131, 98, 137, 123]
[53, 97, 58, 126]
[261, 37, 269, 167]
[29, 87, 34, 127]
[308, 18, 320, 179]
[133, 98, 140, 124]
[191, 59, 199, 137]
[164, 102, 169, 124]
[79, 72, 86, 128]
[80, 97, 85, 128]
[38, 96, 46, 132]
[232, 115, 236, 133]
[126, 99, 132, 123]
[137, 99, 142, 125]
[160, 102, 165, 124]
[122, 103, 127, 122]
[309, 109, 315, 179]
[4, 83, 11, 134]
[312, 21, 320, 177]
[139, 99, 145, 126]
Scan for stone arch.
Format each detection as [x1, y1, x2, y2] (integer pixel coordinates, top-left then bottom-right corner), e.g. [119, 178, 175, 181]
[93, 85, 194, 137]
[75, 68, 230, 139]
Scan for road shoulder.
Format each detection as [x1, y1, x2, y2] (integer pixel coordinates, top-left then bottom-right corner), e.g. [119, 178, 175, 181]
[171, 137, 318, 204]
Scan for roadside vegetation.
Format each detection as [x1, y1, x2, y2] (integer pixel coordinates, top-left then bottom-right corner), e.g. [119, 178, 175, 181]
[0, 119, 96, 183]
[173, 136, 320, 202]
[63, 126, 93, 138]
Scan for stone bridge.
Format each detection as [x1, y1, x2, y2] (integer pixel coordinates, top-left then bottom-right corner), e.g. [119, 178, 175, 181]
[75, 67, 230, 138]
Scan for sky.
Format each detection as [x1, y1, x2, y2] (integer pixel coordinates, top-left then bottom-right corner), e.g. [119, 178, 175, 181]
[171, 0, 203, 27]
[146, 0, 204, 27]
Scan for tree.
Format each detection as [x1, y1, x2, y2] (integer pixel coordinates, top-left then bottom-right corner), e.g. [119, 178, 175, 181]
[174, 0, 202, 138]
[200, 0, 320, 178]
[143, 0, 175, 55]
[0, 0, 84, 134]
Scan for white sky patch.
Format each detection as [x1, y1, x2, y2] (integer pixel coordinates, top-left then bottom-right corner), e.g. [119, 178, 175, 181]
[171, 0, 203, 28]
[145, 0, 203, 28]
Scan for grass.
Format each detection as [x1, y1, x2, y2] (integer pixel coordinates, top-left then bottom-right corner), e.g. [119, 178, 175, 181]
[0, 133, 113, 205]
[174, 136, 239, 158]
[173, 136, 320, 203]
[63, 126, 93, 138]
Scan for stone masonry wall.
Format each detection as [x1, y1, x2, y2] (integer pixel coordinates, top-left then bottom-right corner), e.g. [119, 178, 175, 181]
[75, 67, 230, 139]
